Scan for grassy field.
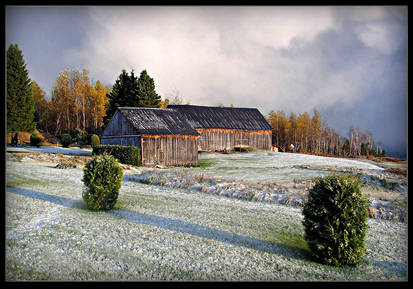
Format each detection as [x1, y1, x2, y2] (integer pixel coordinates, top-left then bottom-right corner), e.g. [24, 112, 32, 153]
[5, 153, 408, 281]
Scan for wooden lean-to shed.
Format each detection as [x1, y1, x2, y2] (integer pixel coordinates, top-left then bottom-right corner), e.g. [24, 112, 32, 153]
[101, 107, 199, 167]
[168, 105, 272, 152]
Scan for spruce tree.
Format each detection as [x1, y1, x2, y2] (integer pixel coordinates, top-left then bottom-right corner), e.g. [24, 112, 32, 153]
[7, 43, 36, 132]
[136, 70, 161, 107]
[103, 69, 138, 127]
[103, 69, 161, 128]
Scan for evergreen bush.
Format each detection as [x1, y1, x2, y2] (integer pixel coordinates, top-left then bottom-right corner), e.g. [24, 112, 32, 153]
[70, 128, 88, 144]
[302, 174, 368, 267]
[93, 144, 141, 166]
[82, 154, 123, 211]
[61, 133, 72, 147]
[91, 134, 100, 148]
[30, 133, 42, 146]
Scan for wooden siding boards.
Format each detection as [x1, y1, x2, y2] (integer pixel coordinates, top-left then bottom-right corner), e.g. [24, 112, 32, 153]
[102, 110, 139, 137]
[101, 136, 141, 148]
[197, 129, 272, 151]
[168, 105, 272, 152]
[196, 128, 272, 152]
[141, 135, 198, 167]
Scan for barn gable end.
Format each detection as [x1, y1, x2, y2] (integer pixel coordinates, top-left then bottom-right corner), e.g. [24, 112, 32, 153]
[101, 111, 141, 147]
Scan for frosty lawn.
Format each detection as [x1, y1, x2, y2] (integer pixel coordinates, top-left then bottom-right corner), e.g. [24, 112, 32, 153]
[5, 152, 407, 281]
[190, 151, 385, 183]
[6, 144, 92, 156]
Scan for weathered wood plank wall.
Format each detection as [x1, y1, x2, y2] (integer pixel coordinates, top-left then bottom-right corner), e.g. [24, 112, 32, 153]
[141, 135, 199, 167]
[197, 129, 272, 151]
[100, 136, 141, 148]
[102, 111, 138, 136]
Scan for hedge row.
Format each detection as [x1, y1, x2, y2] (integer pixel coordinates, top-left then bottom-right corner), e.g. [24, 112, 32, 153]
[93, 145, 141, 166]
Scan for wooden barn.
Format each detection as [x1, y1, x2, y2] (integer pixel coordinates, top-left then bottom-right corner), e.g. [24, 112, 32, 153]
[101, 107, 199, 167]
[168, 105, 272, 152]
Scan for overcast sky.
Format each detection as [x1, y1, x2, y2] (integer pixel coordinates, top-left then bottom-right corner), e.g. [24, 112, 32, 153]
[6, 6, 407, 157]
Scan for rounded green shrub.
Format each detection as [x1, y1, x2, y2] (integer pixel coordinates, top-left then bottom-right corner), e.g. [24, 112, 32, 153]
[70, 128, 88, 144]
[91, 134, 100, 148]
[61, 133, 72, 147]
[82, 154, 123, 211]
[302, 174, 368, 267]
[30, 133, 42, 146]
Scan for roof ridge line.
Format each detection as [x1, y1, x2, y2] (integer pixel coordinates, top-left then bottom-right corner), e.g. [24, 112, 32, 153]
[168, 104, 260, 110]
[118, 107, 172, 110]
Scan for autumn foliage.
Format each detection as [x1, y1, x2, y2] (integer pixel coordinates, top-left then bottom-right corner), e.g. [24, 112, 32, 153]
[33, 69, 109, 136]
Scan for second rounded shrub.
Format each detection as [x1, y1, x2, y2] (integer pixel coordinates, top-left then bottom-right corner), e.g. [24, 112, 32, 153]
[90, 134, 100, 148]
[30, 133, 42, 146]
[70, 128, 88, 144]
[82, 154, 123, 211]
[302, 174, 368, 267]
[61, 133, 72, 147]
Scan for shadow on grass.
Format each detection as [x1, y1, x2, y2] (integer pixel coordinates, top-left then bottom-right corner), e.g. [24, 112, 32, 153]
[371, 260, 407, 278]
[7, 186, 309, 261]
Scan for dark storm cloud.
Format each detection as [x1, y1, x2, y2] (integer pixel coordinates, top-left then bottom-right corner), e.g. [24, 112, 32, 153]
[6, 6, 92, 96]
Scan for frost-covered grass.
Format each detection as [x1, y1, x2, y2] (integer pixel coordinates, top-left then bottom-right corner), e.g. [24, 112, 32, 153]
[6, 144, 92, 156]
[5, 158, 407, 281]
[189, 152, 385, 184]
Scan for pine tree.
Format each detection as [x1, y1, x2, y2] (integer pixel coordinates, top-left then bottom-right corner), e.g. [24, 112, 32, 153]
[103, 70, 137, 128]
[7, 43, 36, 132]
[136, 69, 161, 107]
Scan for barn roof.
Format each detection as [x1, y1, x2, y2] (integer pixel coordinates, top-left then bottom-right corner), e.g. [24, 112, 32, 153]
[168, 105, 272, 130]
[118, 107, 199, 136]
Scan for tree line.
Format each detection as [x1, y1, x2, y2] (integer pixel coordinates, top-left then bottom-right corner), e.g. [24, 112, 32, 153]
[267, 109, 385, 157]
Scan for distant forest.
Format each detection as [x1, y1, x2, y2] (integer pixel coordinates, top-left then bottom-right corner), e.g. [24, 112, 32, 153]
[266, 109, 385, 157]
